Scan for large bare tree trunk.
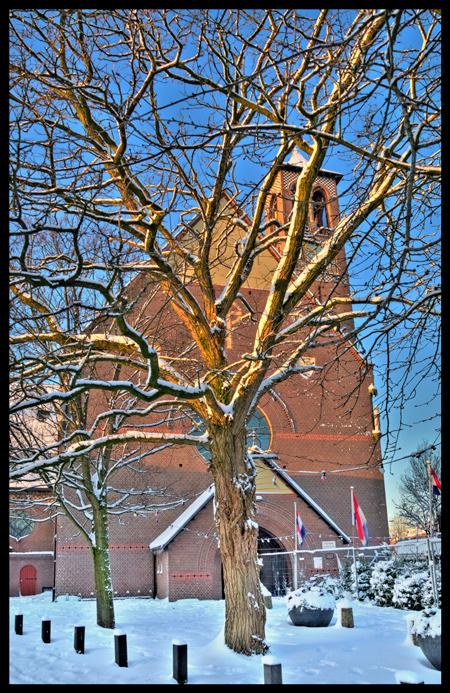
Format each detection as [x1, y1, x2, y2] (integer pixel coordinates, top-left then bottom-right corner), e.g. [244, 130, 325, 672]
[210, 423, 267, 655]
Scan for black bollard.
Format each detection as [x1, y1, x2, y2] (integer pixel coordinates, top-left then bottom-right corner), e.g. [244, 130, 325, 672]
[41, 618, 51, 643]
[114, 631, 128, 667]
[172, 640, 188, 684]
[74, 625, 85, 654]
[262, 656, 283, 685]
[15, 614, 23, 635]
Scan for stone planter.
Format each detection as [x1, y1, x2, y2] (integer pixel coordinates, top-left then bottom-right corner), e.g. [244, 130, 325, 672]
[288, 605, 334, 627]
[286, 586, 336, 627]
[410, 608, 441, 671]
[417, 634, 441, 671]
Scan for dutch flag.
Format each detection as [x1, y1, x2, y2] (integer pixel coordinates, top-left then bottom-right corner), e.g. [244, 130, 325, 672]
[431, 467, 441, 496]
[351, 489, 369, 546]
[296, 511, 306, 546]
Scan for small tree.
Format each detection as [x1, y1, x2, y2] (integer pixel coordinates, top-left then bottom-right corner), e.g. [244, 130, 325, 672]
[10, 385, 190, 629]
[393, 571, 430, 611]
[389, 515, 411, 541]
[338, 557, 373, 601]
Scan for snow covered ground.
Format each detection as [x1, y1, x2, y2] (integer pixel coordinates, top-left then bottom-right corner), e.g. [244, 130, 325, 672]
[10, 592, 441, 685]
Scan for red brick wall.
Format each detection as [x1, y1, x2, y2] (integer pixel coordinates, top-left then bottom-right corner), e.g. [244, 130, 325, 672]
[162, 501, 223, 601]
[9, 490, 56, 596]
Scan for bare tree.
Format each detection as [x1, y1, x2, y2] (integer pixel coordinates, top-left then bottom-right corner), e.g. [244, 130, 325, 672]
[394, 442, 441, 535]
[388, 515, 412, 541]
[10, 376, 192, 627]
[10, 10, 440, 654]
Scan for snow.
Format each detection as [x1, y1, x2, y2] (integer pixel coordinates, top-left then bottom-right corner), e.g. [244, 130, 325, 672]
[10, 592, 441, 685]
[286, 588, 336, 612]
[261, 654, 281, 666]
[410, 609, 441, 638]
[260, 582, 272, 597]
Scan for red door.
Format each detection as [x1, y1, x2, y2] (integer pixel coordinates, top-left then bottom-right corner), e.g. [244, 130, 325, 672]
[20, 565, 37, 596]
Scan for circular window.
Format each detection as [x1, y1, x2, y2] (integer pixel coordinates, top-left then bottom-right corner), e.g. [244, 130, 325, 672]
[9, 510, 34, 539]
[193, 408, 271, 461]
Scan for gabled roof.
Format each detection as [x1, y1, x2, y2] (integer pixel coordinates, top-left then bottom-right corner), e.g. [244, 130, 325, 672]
[149, 455, 351, 552]
[257, 455, 351, 543]
[285, 148, 343, 181]
[149, 485, 215, 553]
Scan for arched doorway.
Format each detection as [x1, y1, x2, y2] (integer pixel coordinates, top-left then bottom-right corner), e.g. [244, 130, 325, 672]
[258, 528, 292, 596]
[20, 565, 37, 596]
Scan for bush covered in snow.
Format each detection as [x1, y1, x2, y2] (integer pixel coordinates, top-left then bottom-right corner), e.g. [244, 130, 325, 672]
[392, 572, 429, 610]
[337, 554, 440, 610]
[299, 573, 340, 598]
[286, 585, 336, 613]
[370, 559, 398, 607]
[410, 608, 441, 638]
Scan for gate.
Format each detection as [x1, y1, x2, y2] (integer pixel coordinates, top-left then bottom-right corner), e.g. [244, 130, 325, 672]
[20, 565, 37, 596]
[258, 528, 291, 596]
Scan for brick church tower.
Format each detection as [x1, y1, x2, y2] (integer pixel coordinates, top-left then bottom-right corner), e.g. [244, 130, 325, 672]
[12, 151, 389, 601]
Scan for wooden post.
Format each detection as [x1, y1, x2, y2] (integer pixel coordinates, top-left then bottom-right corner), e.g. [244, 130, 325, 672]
[114, 630, 128, 667]
[14, 614, 23, 635]
[74, 625, 85, 654]
[262, 656, 282, 684]
[340, 607, 354, 628]
[172, 640, 188, 684]
[406, 617, 419, 647]
[41, 618, 51, 643]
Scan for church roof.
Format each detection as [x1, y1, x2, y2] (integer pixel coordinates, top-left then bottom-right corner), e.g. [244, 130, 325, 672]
[260, 456, 351, 543]
[149, 484, 215, 553]
[149, 456, 351, 552]
[285, 148, 343, 181]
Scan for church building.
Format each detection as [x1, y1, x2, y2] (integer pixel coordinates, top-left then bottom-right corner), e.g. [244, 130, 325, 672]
[10, 151, 389, 600]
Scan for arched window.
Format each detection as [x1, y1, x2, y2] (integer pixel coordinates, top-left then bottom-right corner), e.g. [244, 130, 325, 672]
[247, 408, 271, 450]
[311, 189, 329, 228]
[10, 510, 34, 539]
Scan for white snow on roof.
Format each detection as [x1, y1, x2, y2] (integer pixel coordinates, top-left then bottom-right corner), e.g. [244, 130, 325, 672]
[288, 148, 309, 168]
[149, 454, 350, 551]
[287, 148, 343, 179]
[149, 485, 215, 552]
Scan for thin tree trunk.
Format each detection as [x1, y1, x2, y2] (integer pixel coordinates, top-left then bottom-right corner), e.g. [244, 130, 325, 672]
[210, 424, 267, 655]
[91, 503, 115, 629]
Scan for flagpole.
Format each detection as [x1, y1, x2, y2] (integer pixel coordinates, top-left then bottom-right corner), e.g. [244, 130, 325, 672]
[427, 460, 433, 539]
[426, 461, 439, 606]
[350, 487, 359, 601]
[294, 502, 298, 590]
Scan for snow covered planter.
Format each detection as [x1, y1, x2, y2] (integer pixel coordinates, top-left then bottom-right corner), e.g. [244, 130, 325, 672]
[411, 609, 441, 671]
[286, 587, 335, 627]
